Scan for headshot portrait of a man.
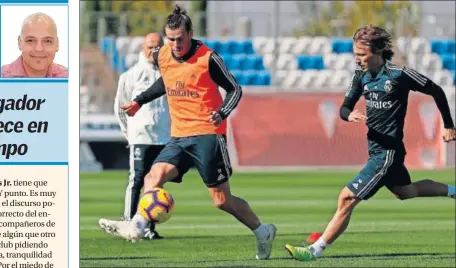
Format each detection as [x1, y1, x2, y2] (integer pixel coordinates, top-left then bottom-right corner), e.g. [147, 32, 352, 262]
[1, 12, 68, 78]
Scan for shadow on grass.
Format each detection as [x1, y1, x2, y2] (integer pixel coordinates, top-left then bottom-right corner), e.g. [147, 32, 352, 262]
[81, 252, 454, 262]
[89, 230, 437, 241]
[321, 252, 454, 259]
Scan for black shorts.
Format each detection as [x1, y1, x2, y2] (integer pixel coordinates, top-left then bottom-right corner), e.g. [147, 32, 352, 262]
[347, 149, 411, 200]
[154, 134, 232, 188]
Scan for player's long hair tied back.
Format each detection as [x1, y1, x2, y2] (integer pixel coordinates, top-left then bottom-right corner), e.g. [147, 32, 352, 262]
[353, 24, 394, 61]
[165, 4, 193, 33]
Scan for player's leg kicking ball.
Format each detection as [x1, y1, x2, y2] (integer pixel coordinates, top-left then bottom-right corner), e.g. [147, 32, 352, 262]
[99, 218, 142, 242]
[99, 188, 175, 242]
[284, 178, 456, 262]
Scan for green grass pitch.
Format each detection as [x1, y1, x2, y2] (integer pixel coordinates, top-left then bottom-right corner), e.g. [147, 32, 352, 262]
[80, 169, 455, 267]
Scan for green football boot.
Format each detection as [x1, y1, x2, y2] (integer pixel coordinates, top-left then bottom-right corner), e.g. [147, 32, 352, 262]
[284, 244, 316, 261]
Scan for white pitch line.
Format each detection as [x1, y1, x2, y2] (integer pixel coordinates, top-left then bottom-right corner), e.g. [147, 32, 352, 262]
[81, 199, 456, 207]
[81, 220, 456, 231]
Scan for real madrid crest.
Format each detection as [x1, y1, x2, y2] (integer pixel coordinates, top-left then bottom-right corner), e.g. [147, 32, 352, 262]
[384, 80, 392, 92]
[134, 148, 141, 159]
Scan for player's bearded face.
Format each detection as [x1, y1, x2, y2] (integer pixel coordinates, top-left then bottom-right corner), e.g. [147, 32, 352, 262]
[165, 24, 193, 58]
[353, 41, 376, 72]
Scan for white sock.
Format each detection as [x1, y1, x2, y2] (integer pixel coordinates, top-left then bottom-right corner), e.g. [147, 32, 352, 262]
[448, 185, 455, 197]
[309, 237, 328, 257]
[132, 213, 149, 232]
[253, 223, 269, 240]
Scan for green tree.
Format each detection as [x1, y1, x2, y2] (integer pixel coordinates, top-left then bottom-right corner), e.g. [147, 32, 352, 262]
[293, 1, 420, 37]
[189, 0, 207, 37]
[112, 1, 174, 36]
[80, 1, 100, 43]
[345, 1, 419, 36]
[293, 1, 346, 37]
[80, 0, 119, 43]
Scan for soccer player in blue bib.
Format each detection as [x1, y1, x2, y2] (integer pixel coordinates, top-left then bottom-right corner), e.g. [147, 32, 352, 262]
[285, 24, 456, 261]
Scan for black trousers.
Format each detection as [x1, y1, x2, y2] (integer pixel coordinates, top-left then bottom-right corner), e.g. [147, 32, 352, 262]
[123, 144, 166, 229]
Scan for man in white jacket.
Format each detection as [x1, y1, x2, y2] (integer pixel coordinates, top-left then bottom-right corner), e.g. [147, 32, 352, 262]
[114, 33, 171, 240]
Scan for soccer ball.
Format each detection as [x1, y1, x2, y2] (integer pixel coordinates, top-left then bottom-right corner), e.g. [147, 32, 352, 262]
[137, 188, 175, 224]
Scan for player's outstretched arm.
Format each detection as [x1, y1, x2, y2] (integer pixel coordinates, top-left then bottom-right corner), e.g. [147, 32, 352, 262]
[121, 47, 165, 117]
[208, 51, 243, 126]
[340, 69, 366, 123]
[402, 67, 456, 142]
[121, 77, 166, 116]
[133, 77, 166, 105]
